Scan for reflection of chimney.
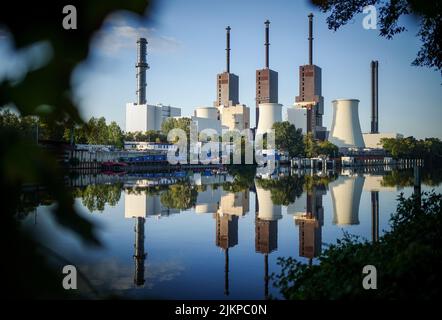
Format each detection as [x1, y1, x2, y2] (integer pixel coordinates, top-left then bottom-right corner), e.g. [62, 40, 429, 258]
[226, 26, 231, 73]
[265, 20, 270, 68]
[371, 61, 379, 133]
[371, 191, 379, 242]
[133, 217, 146, 286]
[224, 248, 229, 296]
[136, 38, 149, 105]
[264, 254, 269, 300]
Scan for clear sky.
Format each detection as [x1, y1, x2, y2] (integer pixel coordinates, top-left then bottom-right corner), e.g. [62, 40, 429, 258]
[1, 0, 441, 138]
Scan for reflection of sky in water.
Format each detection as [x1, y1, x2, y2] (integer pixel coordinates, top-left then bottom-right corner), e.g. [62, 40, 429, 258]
[21, 174, 442, 300]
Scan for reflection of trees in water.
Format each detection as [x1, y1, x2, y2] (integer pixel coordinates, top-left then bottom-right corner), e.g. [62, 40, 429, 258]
[160, 183, 198, 210]
[256, 173, 338, 206]
[73, 183, 123, 212]
[256, 177, 304, 206]
[381, 167, 442, 188]
[223, 166, 256, 193]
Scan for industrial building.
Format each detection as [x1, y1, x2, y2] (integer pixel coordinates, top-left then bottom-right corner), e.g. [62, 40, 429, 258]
[213, 26, 250, 131]
[256, 20, 279, 129]
[362, 61, 403, 149]
[256, 102, 282, 135]
[287, 14, 326, 140]
[125, 38, 181, 133]
[192, 106, 223, 133]
[219, 104, 250, 130]
[329, 99, 365, 149]
[363, 132, 404, 149]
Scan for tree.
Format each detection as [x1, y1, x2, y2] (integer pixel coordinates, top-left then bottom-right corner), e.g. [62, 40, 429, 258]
[316, 140, 339, 158]
[311, 0, 442, 76]
[272, 121, 305, 157]
[303, 133, 317, 158]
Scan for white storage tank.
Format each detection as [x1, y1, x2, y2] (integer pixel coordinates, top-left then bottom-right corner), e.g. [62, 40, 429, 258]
[195, 107, 219, 120]
[257, 103, 282, 135]
[329, 99, 365, 148]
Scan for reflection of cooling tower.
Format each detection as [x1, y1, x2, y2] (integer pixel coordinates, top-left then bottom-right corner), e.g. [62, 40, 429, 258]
[257, 103, 282, 135]
[329, 99, 365, 148]
[330, 175, 364, 225]
[255, 183, 282, 221]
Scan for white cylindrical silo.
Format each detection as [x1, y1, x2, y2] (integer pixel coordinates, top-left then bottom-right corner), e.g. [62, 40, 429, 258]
[257, 103, 282, 135]
[195, 107, 219, 120]
[255, 182, 282, 221]
[330, 175, 365, 225]
[329, 99, 365, 148]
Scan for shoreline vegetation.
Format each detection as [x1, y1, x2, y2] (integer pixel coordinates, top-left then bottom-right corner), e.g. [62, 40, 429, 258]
[273, 191, 442, 299]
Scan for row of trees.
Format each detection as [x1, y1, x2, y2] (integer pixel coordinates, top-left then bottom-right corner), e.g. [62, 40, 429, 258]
[273, 121, 339, 158]
[0, 110, 126, 147]
[381, 136, 442, 163]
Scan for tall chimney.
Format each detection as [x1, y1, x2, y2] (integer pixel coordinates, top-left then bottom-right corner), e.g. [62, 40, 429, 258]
[136, 38, 149, 105]
[265, 20, 270, 68]
[308, 13, 313, 65]
[226, 26, 231, 73]
[371, 60, 379, 133]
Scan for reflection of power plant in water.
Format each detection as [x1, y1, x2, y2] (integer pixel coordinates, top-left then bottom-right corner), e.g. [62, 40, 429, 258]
[294, 185, 325, 263]
[124, 189, 179, 286]
[213, 190, 249, 296]
[255, 182, 281, 299]
[330, 175, 365, 225]
[133, 217, 146, 286]
[371, 191, 379, 242]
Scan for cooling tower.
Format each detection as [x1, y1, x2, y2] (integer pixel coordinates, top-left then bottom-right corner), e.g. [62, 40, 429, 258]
[256, 103, 282, 135]
[329, 99, 365, 148]
[330, 175, 365, 225]
[255, 182, 282, 221]
[195, 107, 219, 120]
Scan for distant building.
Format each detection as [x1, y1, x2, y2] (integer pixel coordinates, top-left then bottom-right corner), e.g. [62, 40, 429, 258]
[256, 103, 282, 135]
[125, 38, 181, 133]
[219, 104, 250, 131]
[126, 103, 181, 133]
[255, 20, 279, 129]
[124, 141, 177, 152]
[214, 26, 239, 108]
[329, 99, 365, 149]
[363, 132, 403, 149]
[288, 14, 326, 140]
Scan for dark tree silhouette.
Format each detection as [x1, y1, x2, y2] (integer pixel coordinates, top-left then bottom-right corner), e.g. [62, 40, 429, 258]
[311, 0, 442, 76]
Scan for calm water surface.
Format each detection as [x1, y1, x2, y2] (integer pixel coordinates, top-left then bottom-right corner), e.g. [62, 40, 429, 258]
[21, 166, 442, 299]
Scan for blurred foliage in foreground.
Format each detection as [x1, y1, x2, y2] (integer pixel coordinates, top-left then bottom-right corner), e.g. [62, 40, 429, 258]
[274, 191, 442, 299]
[0, 0, 152, 298]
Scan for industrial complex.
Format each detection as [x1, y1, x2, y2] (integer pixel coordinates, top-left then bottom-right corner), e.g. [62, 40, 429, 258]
[124, 14, 404, 166]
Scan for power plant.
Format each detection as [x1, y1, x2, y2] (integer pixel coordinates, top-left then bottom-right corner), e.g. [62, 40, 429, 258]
[287, 13, 326, 140]
[329, 99, 365, 148]
[214, 26, 250, 131]
[126, 38, 181, 133]
[256, 20, 279, 129]
[214, 26, 239, 108]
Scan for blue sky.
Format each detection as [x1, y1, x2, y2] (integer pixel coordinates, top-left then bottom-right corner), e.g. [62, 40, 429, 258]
[1, 0, 441, 138]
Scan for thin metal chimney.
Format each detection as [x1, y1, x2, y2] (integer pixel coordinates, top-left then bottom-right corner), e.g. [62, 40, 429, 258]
[226, 26, 231, 73]
[371, 60, 379, 133]
[265, 20, 270, 68]
[136, 38, 149, 105]
[308, 13, 313, 65]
